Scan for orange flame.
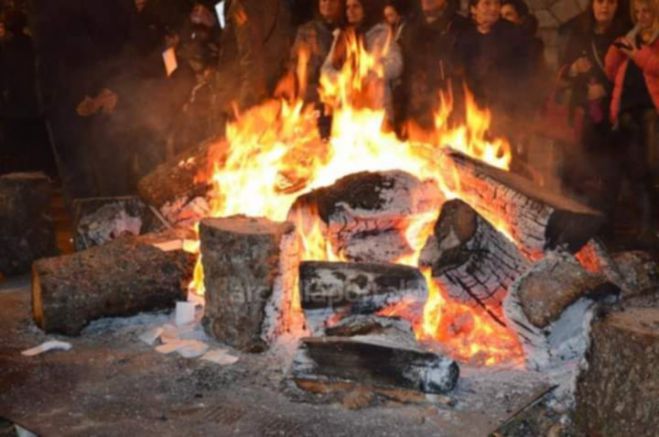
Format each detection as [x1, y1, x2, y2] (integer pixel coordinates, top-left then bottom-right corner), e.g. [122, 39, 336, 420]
[187, 30, 522, 365]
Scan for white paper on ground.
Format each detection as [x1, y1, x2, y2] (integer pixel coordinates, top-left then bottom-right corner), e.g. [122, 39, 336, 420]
[155, 339, 208, 358]
[155, 339, 185, 354]
[138, 327, 163, 345]
[162, 47, 178, 77]
[21, 340, 72, 357]
[175, 301, 196, 326]
[201, 349, 239, 366]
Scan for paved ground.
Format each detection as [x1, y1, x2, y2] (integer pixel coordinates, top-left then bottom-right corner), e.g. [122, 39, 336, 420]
[0, 276, 555, 437]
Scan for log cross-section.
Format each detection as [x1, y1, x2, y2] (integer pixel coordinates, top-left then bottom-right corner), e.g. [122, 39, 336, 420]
[419, 199, 530, 322]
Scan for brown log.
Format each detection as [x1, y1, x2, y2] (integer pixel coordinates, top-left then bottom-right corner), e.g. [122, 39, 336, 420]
[0, 172, 57, 276]
[290, 170, 443, 263]
[200, 216, 299, 352]
[575, 308, 659, 436]
[32, 228, 196, 336]
[440, 151, 604, 259]
[292, 336, 459, 394]
[137, 138, 226, 209]
[419, 199, 530, 323]
[72, 196, 169, 250]
[503, 252, 619, 370]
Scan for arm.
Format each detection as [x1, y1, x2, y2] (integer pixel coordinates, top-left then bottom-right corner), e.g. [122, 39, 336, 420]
[632, 44, 659, 77]
[604, 44, 627, 81]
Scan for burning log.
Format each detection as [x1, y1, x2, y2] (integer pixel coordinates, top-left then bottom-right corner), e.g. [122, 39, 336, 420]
[575, 308, 659, 436]
[441, 151, 604, 259]
[419, 199, 530, 323]
[32, 228, 196, 336]
[200, 216, 299, 352]
[137, 139, 225, 210]
[292, 337, 459, 395]
[503, 253, 619, 370]
[0, 172, 57, 276]
[291, 170, 443, 263]
[299, 261, 427, 333]
[73, 196, 169, 250]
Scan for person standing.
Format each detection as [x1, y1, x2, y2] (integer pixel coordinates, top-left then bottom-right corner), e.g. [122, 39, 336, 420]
[605, 0, 659, 239]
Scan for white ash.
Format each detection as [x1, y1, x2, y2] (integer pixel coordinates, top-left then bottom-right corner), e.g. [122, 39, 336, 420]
[78, 205, 143, 246]
[261, 229, 307, 343]
[343, 230, 412, 264]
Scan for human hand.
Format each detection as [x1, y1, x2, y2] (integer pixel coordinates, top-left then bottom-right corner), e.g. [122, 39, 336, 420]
[615, 37, 637, 57]
[76, 96, 98, 117]
[96, 89, 118, 114]
[570, 56, 592, 76]
[587, 82, 606, 101]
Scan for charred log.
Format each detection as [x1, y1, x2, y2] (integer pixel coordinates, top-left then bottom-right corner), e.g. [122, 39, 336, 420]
[32, 228, 195, 336]
[419, 199, 529, 323]
[292, 336, 459, 395]
[73, 196, 169, 250]
[137, 139, 225, 210]
[290, 170, 443, 263]
[200, 216, 298, 352]
[575, 308, 659, 436]
[0, 172, 57, 276]
[503, 253, 619, 370]
[299, 261, 427, 334]
[441, 151, 604, 259]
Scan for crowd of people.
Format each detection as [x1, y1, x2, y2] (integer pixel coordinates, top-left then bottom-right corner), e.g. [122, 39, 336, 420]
[0, 0, 657, 242]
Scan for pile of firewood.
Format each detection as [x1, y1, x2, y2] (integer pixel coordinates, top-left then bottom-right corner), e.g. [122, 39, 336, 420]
[24, 147, 658, 427]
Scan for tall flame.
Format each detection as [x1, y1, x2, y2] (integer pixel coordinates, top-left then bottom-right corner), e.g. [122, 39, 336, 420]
[188, 31, 521, 365]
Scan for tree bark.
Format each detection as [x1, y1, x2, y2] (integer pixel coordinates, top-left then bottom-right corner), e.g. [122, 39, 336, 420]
[0, 172, 57, 276]
[575, 308, 659, 437]
[200, 216, 299, 352]
[32, 228, 195, 336]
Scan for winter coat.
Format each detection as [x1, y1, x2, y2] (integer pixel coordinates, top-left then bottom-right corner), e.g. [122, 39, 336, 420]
[399, 7, 469, 127]
[455, 19, 531, 115]
[290, 19, 336, 104]
[605, 32, 659, 122]
[216, 0, 292, 112]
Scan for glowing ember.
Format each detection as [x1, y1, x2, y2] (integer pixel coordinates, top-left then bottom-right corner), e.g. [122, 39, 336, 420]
[187, 31, 522, 365]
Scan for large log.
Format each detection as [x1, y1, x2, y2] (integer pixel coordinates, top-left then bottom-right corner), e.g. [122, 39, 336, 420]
[575, 308, 659, 436]
[73, 196, 169, 250]
[440, 151, 604, 259]
[32, 228, 196, 336]
[299, 261, 427, 334]
[0, 172, 57, 276]
[292, 336, 459, 395]
[419, 199, 530, 323]
[503, 252, 619, 370]
[200, 216, 299, 352]
[290, 170, 443, 263]
[137, 138, 225, 210]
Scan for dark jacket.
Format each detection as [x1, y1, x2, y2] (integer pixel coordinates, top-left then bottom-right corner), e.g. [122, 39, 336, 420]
[216, 0, 292, 112]
[455, 19, 531, 115]
[399, 6, 469, 127]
